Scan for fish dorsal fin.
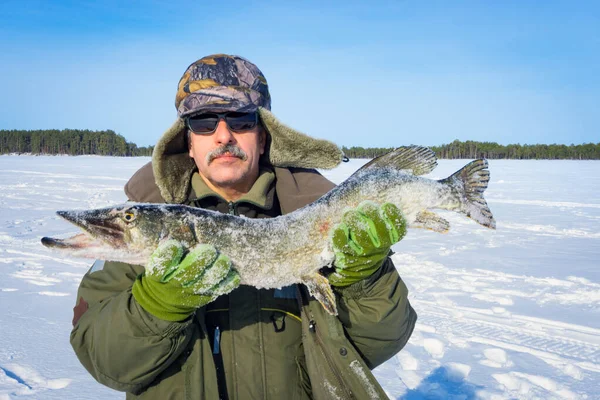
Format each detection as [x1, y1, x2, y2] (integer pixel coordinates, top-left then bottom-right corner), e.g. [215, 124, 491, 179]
[354, 146, 438, 176]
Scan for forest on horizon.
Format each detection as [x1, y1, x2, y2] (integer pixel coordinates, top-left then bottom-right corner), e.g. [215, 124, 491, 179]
[0, 129, 153, 156]
[1, 130, 599, 160]
[345, 139, 599, 160]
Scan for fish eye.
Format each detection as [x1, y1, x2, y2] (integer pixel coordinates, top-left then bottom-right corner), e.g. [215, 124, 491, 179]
[122, 211, 136, 223]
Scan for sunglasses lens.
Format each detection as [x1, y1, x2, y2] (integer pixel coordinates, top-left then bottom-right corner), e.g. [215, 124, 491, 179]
[226, 112, 257, 131]
[187, 112, 257, 134]
[187, 114, 219, 134]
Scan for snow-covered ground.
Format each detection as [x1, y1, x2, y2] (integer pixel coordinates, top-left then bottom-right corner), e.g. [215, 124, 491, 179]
[0, 155, 599, 399]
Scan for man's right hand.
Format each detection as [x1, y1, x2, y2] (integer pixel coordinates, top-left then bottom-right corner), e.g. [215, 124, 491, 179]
[132, 240, 240, 322]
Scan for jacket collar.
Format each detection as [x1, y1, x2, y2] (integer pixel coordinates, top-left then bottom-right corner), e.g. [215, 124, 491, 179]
[190, 166, 275, 210]
[124, 161, 336, 215]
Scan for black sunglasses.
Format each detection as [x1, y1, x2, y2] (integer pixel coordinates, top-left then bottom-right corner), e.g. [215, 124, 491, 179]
[186, 112, 258, 135]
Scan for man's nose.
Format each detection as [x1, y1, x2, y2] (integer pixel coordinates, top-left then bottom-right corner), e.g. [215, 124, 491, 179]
[214, 120, 234, 144]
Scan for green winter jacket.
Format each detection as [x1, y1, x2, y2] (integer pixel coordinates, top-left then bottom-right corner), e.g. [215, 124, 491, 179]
[70, 163, 417, 399]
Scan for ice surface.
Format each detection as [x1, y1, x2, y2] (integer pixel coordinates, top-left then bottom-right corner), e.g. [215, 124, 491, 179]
[1, 155, 599, 399]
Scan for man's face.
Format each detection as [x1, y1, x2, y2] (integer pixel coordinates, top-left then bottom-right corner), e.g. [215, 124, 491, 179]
[188, 118, 266, 194]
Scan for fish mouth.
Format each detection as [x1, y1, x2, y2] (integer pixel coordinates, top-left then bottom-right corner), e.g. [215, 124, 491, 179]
[41, 210, 126, 250]
[41, 233, 102, 249]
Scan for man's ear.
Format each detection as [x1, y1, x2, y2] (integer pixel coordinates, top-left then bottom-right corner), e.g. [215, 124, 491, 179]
[188, 130, 194, 158]
[259, 128, 267, 155]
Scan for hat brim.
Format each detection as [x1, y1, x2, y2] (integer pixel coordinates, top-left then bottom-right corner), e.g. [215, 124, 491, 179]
[178, 86, 263, 118]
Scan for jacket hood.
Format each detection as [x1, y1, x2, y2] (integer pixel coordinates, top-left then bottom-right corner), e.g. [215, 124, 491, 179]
[152, 107, 344, 204]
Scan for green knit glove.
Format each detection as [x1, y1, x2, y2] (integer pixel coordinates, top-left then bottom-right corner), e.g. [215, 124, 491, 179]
[328, 201, 407, 287]
[132, 240, 240, 322]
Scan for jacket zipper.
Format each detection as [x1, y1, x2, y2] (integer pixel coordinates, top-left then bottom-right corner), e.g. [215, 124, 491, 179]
[295, 287, 354, 399]
[228, 202, 236, 215]
[314, 327, 355, 399]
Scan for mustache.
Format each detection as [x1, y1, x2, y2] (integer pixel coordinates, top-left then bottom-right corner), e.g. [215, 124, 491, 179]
[206, 144, 248, 164]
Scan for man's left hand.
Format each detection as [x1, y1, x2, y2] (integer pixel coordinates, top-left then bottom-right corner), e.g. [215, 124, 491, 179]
[328, 201, 407, 287]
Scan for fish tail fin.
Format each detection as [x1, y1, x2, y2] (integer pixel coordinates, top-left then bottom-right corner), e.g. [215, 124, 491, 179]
[440, 159, 496, 229]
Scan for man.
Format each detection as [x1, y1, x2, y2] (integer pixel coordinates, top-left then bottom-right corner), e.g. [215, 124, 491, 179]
[70, 54, 417, 399]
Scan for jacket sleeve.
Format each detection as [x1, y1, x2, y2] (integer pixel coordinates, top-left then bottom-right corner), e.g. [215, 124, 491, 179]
[334, 257, 417, 369]
[70, 260, 195, 394]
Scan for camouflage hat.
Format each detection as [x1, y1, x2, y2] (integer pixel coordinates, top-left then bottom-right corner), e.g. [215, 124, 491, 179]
[175, 54, 271, 118]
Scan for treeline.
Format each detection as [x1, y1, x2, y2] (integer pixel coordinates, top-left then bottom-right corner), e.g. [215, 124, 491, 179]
[3, 131, 599, 160]
[343, 140, 600, 160]
[0, 129, 153, 156]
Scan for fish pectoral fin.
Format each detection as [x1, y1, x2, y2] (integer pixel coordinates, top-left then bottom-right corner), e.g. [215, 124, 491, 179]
[301, 273, 338, 316]
[411, 210, 450, 233]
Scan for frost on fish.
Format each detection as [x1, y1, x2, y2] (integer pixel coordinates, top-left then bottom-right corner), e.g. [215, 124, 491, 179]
[41, 146, 496, 315]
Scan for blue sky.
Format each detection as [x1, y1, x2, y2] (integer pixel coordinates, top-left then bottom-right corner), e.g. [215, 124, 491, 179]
[0, 0, 598, 147]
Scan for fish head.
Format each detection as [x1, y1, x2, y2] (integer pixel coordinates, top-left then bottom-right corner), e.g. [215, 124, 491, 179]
[41, 204, 173, 265]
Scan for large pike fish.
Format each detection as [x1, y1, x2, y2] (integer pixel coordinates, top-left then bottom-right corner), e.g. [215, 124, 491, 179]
[42, 146, 495, 314]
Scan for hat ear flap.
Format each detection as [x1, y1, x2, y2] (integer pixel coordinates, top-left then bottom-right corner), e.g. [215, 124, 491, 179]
[152, 118, 196, 203]
[258, 107, 343, 170]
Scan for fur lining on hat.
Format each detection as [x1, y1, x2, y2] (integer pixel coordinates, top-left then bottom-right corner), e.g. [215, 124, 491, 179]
[258, 108, 343, 170]
[151, 118, 196, 203]
[152, 107, 344, 204]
